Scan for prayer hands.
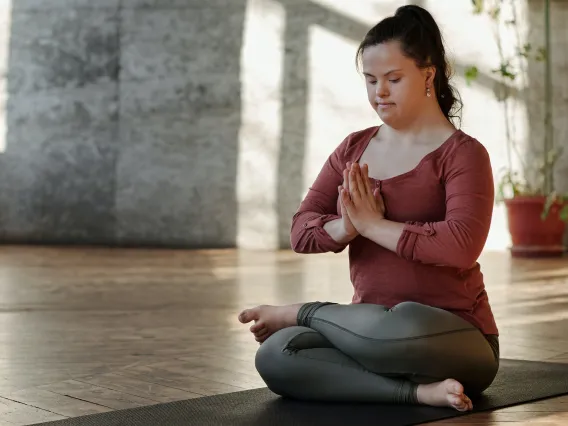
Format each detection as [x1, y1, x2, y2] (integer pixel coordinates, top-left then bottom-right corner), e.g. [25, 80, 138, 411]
[339, 163, 385, 237]
[337, 162, 358, 239]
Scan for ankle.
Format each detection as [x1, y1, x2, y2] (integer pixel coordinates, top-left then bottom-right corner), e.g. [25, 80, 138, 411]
[296, 301, 336, 327]
[285, 303, 304, 327]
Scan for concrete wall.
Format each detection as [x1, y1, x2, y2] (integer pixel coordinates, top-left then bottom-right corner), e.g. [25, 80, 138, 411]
[525, 0, 568, 194]
[0, 0, 566, 250]
[0, 0, 246, 248]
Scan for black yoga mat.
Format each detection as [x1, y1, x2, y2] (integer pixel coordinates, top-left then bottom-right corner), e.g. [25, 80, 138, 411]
[35, 359, 568, 426]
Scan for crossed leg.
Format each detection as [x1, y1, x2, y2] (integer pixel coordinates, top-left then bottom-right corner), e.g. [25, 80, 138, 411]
[239, 301, 499, 411]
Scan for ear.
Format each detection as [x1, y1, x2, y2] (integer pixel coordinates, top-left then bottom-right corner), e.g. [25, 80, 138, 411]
[423, 65, 436, 88]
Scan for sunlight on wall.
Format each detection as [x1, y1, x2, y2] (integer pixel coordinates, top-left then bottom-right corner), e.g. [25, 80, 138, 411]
[236, 0, 285, 250]
[304, 25, 378, 193]
[0, 0, 11, 154]
[236, 0, 530, 252]
[310, 0, 399, 26]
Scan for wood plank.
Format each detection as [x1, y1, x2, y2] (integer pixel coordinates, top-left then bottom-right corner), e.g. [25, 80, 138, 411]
[37, 380, 157, 410]
[75, 372, 202, 403]
[123, 360, 265, 389]
[177, 354, 258, 377]
[5, 387, 110, 418]
[118, 365, 246, 396]
[432, 410, 568, 423]
[0, 396, 66, 425]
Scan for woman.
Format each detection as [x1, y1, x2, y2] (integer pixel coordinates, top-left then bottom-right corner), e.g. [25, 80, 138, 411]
[238, 5, 499, 412]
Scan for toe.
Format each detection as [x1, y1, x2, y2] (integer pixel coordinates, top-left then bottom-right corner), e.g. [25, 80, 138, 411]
[251, 323, 266, 334]
[255, 330, 270, 343]
[449, 395, 461, 405]
[449, 395, 466, 410]
[447, 379, 464, 395]
[239, 308, 259, 324]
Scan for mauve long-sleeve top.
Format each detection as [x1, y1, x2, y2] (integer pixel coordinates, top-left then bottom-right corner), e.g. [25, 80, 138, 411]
[290, 126, 499, 336]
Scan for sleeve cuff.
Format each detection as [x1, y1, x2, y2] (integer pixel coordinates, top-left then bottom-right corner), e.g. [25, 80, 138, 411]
[396, 221, 436, 260]
[305, 214, 349, 253]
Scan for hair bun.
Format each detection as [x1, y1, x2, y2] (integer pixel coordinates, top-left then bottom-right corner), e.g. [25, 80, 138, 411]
[395, 5, 428, 25]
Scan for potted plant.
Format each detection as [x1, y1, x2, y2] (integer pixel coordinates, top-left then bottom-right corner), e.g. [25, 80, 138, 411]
[465, 0, 568, 257]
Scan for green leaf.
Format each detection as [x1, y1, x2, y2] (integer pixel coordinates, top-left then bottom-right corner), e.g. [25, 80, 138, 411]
[517, 43, 532, 58]
[535, 47, 547, 62]
[492, 61, 516, 80]
[560, 205, 568, 222]
[489, 6, 501, 20]
[464, 66, 479, 86]
[472, 0, 484, 14]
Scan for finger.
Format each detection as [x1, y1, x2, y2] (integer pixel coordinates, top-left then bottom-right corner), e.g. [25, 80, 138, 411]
[341, 188, 354, 209]
[354, 163, 367, 196]
[374, 188, 385, 210]
[340, 190, 350, 217]
[374, 188, 382, 201]
[343, 168, 350, 192]
[349, 166, 360, 200]
[361, 164, 373, 195]
[339, 186, 347, 214]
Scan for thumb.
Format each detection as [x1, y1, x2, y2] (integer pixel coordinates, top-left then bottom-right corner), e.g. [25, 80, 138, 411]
[339, 186, 348, 214]
[374, 188, 384, 206]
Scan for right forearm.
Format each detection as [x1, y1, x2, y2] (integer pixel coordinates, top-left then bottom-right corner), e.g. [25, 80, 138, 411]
[290, 213, 353, 254]
[323, 218, 358, 244]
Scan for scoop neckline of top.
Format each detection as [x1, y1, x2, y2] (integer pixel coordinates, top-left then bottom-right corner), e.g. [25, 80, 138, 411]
[355, 125, 462, 184]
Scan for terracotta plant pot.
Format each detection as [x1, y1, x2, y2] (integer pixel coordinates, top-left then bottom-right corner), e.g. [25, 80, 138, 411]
[504, 196, 567, 257]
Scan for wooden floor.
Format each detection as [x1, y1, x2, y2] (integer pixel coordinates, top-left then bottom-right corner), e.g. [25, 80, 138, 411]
[0, 246, 568, 425]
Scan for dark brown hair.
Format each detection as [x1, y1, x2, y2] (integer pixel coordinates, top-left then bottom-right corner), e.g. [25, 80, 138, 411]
[356, 5, 462, 124]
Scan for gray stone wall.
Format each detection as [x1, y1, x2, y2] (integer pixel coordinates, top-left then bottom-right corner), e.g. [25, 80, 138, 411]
[0, 0, 246, 248]
[526, 0, 568, 194]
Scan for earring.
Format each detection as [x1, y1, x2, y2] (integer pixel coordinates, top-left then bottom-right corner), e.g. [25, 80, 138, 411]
[426, 87, 431, 97]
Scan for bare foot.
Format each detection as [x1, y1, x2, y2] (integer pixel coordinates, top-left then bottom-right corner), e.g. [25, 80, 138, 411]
[238, 304, 302, 343]
[416, 379, 473, 412]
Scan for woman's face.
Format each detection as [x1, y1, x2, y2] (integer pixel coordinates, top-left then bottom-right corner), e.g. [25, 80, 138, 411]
[361, 41, 434, 128]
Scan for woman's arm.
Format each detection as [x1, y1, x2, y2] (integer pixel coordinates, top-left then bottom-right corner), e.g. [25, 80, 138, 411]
[393, 140, 494, 269]
[361, 219, 405, 253]
[347, 139, 494, 269]
[290, 136, 357, 254]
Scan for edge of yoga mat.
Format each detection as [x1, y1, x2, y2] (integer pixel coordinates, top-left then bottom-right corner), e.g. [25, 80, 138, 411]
[32, 359, 568, 426]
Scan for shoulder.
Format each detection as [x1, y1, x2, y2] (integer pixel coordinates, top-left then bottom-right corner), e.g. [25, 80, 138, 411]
[332, 125, 379, 160]
[438, 129, 491, 167]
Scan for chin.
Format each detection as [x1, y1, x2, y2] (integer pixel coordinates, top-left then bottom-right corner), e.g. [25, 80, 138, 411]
[376, 109, 395, 124]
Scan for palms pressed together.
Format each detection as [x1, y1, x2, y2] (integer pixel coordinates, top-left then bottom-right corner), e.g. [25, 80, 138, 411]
[339, 162, 385, 238]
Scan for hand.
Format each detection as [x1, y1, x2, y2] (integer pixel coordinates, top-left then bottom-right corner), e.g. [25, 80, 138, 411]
[340, 163, 385, 236]
[337, 162, 358, 239]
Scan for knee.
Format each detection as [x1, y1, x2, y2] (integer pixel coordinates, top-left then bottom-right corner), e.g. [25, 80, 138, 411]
[256, 326, 327, 397]
[254, 327, 309, 397]
[255, 329, 287, 382]
[463, 360, 499, 396]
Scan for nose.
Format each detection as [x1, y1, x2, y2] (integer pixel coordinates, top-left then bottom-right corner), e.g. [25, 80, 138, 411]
[375, 80, 389, 98]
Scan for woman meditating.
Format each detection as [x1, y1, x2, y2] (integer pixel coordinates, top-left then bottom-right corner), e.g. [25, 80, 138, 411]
[238, 5, 499, 412]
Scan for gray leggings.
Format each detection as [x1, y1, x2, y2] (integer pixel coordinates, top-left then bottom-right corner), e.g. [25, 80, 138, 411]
[255, 301, 499, 404]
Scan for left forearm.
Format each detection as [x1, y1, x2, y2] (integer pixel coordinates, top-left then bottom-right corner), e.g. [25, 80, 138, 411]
[362, 219, 405, 253]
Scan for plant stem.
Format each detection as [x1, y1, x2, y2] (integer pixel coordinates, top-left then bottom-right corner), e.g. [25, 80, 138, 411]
[544, 0, 553, 193]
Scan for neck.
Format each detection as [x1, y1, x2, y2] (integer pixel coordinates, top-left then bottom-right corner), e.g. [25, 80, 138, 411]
[383, 102, 455, 145]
